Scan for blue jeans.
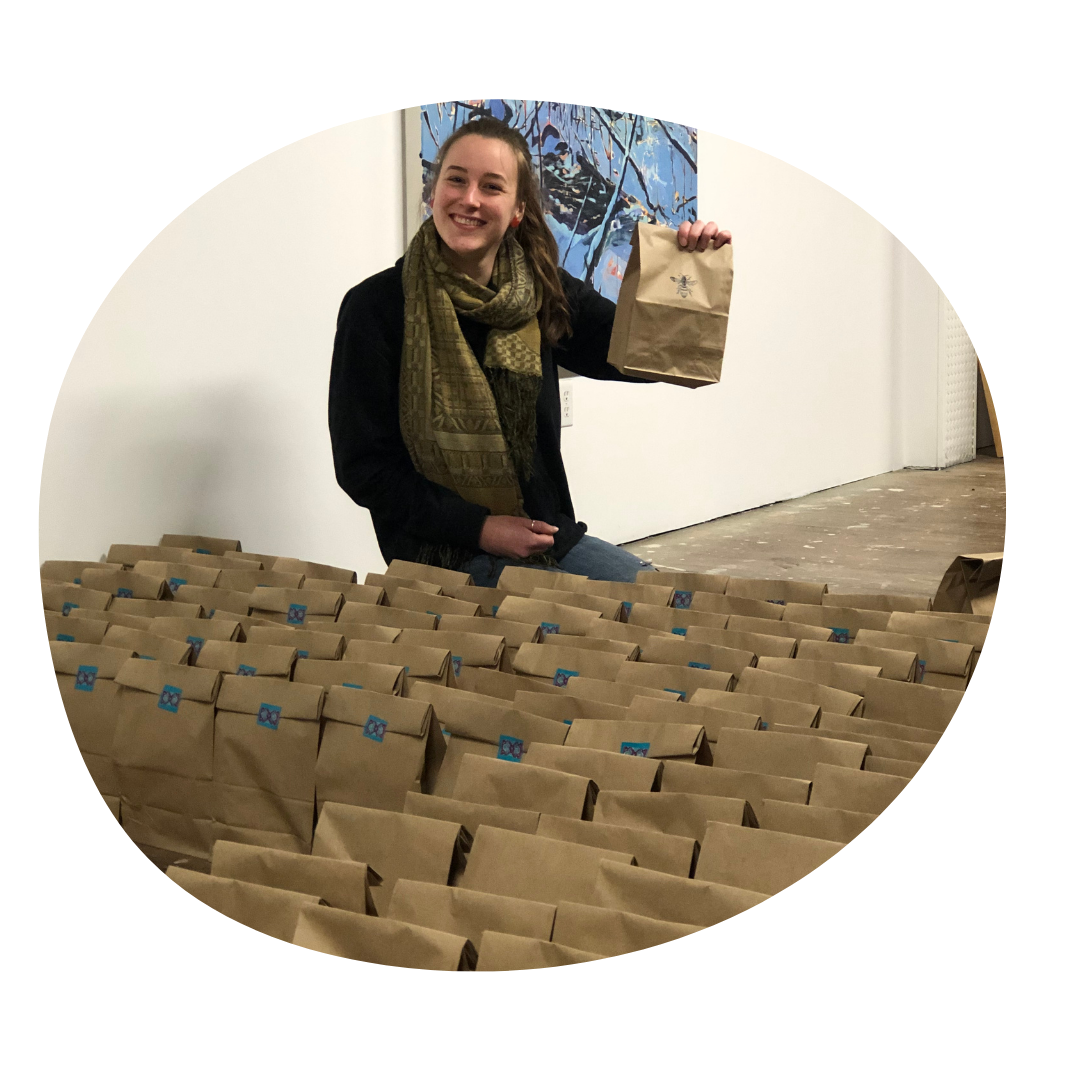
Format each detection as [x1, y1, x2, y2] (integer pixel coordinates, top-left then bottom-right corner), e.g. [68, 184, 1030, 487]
[459, 534, 657, 589]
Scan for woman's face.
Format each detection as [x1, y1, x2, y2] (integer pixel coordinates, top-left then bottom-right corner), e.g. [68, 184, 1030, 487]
[431, 134, 525, 280]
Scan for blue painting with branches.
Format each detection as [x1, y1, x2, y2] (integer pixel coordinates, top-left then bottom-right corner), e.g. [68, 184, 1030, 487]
[419, 99, 698, 302]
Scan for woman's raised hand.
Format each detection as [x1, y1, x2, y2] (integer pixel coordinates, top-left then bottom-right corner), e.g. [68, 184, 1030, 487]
[677, 219, 732, 251]
[479, 515, 558, 560]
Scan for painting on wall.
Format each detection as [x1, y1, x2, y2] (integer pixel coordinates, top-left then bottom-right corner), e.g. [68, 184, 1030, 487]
[415, 99, 699, 302]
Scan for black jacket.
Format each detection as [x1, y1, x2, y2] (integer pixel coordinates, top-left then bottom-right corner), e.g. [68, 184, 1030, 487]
[328, 259, 643, 566]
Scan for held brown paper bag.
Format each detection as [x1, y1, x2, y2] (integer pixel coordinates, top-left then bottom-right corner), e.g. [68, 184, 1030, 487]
[387, 879, 556, 944]
[607, 221, 733, 387]
[475, 931, 600, 970]
[452, 754, 597, 820]
[711, 727, 868, 781]
[166, 866, 324, 942]
[53, 642, 136, 797]
[552, 900, 699, 957]
[211, 675, 325, 851]
[694, 821, 844, 896]
[312, 802, 470, 916]
[757, 800, 877, 845]
[593, 790, 755, 840]
[591, 859, 767, 927]
[403, 791, 541, 836]
[659, 760, 810, 823]
[293, 903, 476, 970]
[809, 763, 908, 815]
[933, 552, 1002, 616]
[316, 685, 445, 812]
[209, 839, 380, 915]
[564, 716, 711, 765]
[535, 815, 698, 877]
[459, 825, 635, 906]
[524, 743, 662, 793]
[111, 659, 222, 857]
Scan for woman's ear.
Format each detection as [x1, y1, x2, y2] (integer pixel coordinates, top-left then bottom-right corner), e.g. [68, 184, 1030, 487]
[512, 202, 526, 227]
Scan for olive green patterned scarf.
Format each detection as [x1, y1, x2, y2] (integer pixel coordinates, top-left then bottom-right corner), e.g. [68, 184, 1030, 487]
[400, 217, 544, 567]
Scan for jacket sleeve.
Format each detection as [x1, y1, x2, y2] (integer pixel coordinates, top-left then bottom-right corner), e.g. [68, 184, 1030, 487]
[328, 277, 491, 549]
[552, 270, 652, 383]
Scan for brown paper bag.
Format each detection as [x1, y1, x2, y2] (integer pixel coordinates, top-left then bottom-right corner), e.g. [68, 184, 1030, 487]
[65, 607, 152, 631]
[79, 567, 170, 601]
[513, 641, 625, 686]
[756, 656, 883, 695]
[561, 579, 676, 617]
[305, 580, 386, 606]
[607, 221, 733, 387]
[695, 821, 843, 895]
[524, 743, 662, 793]
[443, 584, 509, 616]
[453, 754, 597, 820]
[195, 640, 297, 678]
[439, 613, 540, 649]
[147, 616, 241, 662]
[475, 930, 599, 970]
[342, 639, 452, 686]
[864, 756, 921, 779]
[856, 628, 973, 686]
[213, 568, 304, 591]
[210, 839, 380, 915]
[53, 642, 136, 796]
[107, 544, 206, 568]
[690, 688, 821, 728]
[316, 685, 445, 812]
[211, 675, 325, 850]
[496, 594, 603, 636]
[43, 582, 112, 616]
[860, 679, 963, 733]
[311, 802, 469, 916]
[387, 879, 556, 943]
[628, 602, 730, 635]
[399, 628, 504, 677]
[565, 717, 711, 765]
[386, 558, 473, 590]
[337, 622, 403, 645]
[339, 604, 436, 630]
[293, 658, 405, 696]
[453, 666, 565, 701]
[591, 859, 766, 927]
[639, 635, 756, 677]
[244, 624, 345, 660]
[111, 658, 222, 856]
[209, 612, 282, 638]
[809, 763, 908, 814]
[131, 560, 224, 593]
[625, 696, 760, 741]
[293, 902, 475, 969]
[691, 594, 786, 620]
[728, 613, 835, 641]
[685, 624, 797, 659]
[100, 625, 192, 664]
[583, 621, 681, 650]
[552, 900, 699, 957]
[817, 711, 943, 746]
[46, 612, 108, 645]
[782, 603, 892, 640]
[735, 666, 863, 716]
[459, 825, 635, 905]
[660, 760, 810, 822]
[248, 586, 343, 626]
[390, 587, 481, 619]
[757, 800, 877, 844]
[160, 533, 241, 554]
[172, 585, 251, 619]
[637, 571, 730, 611]
[594, 790, 753, 840]
[365, 573, 443, 599]
[725, 578, 828, 606]
[795, 639, 918, 682]
[117, 601, 207, 623]
[529, 587, 625, 621]
[564, 676, 682, 708]
[167, 866, 323, 941]
[886, 611, 988, 652]
[403, 791, 541, 836]
[617, 660, 735, 700]
[712, 727, 868, 781]
[495, 564, 588, 597]
[823, 591, 932, 612]
[535, 815, 697, 877]
[772, 722, 933, 765]
[40, 559, 122, 584]
[271, 557, 356, 583]
[514, 690, 630, 724]
[933, 552, 1002, 616]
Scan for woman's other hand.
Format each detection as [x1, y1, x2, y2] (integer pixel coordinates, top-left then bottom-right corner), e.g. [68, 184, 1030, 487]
[479, 515, 558, 559]
[677, 219, 732, 251]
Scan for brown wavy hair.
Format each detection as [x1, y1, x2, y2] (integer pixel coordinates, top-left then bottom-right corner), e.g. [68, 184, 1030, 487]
[424, 117, 572, 345]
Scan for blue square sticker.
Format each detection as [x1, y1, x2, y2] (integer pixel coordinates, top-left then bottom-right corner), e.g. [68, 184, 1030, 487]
[760, 721, 769, 730]
[74, 664, 98, 692]
[186, 635, 205, 659]
[664, 688, 687, 701]
[256, 703, 281, 730]
[492, 605, 499, 616]
[553, 667, 578, 688]
[57, 633, 75, 643]
[766, 598, 787, 605]
[621, 601, 633, 617]
[672, 626, 687, 636]
[451, 655, 463, 678]
[287, 603, 307, 626]
[236, 664, 257, 676]
[497, 735, 524, 762]
[158, 684, 183, 712]
[343, 682, 364, 690]
[620, 741, 650, 757]
[829, 627, 851, 643]
[61, 602, 79, 615]
[363, 715, 388, 742]
[169, 577, 187, 594]
[672, 590, 693, 609]
[116, 587, 133, 599]
[688, 660, 711, 670]
[916, 659, 927, 683]
[540, 621, 560, 635]
[296, 649, 308, 659]
[196, 548, 211, 554]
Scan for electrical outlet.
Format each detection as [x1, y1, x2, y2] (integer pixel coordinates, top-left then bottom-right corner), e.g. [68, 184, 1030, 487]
[560, 382, 573, 427]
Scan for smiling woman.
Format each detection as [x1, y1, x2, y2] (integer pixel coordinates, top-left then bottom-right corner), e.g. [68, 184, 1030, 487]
[327, 117, 730, 587]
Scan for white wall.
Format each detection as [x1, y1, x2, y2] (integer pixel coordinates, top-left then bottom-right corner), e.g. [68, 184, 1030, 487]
[39, 113, 948, 569]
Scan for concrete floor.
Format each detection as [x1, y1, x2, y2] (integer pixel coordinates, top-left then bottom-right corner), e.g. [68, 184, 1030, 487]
[623, 453, 1006, 599]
